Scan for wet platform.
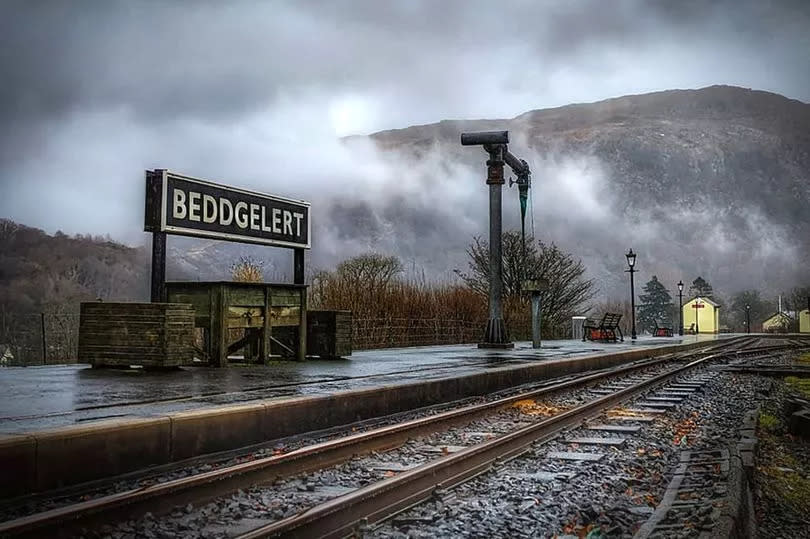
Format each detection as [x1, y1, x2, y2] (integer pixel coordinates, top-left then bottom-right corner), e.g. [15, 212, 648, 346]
[0, 334, 730, 435]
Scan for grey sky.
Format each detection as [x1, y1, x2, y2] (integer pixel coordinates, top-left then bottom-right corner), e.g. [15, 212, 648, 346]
[0, 0, 808, 270]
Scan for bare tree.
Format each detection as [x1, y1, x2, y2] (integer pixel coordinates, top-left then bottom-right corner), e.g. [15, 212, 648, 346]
[456, 231, 596, 337]
[231, 256, 265, 282]
[335, 253, 403, 292]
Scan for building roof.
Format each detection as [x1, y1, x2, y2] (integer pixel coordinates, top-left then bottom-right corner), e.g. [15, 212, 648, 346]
[762, 312, 794, 324]
[684, 296, 720, 308]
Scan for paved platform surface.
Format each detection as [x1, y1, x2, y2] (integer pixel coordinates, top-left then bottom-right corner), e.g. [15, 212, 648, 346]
[0, 334, 731, 434]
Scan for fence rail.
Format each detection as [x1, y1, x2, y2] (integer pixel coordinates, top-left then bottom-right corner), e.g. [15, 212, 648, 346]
[352, 318, 484, 350]
[0, 313, 493, 366]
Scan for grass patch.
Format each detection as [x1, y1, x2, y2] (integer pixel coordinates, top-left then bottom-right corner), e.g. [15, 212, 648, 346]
[759, 412, 782, 432]
[797, 352, 810, 365]
[760, 465, 810, 515]
[785, 376, 810, 399]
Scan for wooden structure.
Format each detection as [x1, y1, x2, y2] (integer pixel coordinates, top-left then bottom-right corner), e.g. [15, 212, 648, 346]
[682, 297, 720, 334]
[800, 310, 810, 334]
[762, 312, 793, 334]
[307, 310, 352, 358]
[652, 320, 674, 337]
[79, 302, 194, 368]
[166, 281, 307, 366]
[582, 313, 624, 342]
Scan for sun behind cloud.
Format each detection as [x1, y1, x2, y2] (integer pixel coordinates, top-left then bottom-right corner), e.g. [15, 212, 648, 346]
[328, 95, 380, 137]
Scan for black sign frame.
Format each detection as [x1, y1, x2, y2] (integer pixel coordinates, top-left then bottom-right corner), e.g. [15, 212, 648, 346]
[145, 170, 311, 250]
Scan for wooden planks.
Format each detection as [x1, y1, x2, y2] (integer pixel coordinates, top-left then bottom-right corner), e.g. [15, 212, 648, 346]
[79, 302, 194, 368]
[307, 310, 352, 358]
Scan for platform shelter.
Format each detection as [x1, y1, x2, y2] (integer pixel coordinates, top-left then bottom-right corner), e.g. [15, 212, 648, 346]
[762, 312, 793, 333]
[682, 296, 720, 334]
[801, 310, 810, 333]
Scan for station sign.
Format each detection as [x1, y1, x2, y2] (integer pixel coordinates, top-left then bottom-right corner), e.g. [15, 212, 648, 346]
[144, 170, 310, 249]
[522, 278, 549, 292]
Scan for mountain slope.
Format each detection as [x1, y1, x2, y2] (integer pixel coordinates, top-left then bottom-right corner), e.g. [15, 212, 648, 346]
[358, 85, 810, 296]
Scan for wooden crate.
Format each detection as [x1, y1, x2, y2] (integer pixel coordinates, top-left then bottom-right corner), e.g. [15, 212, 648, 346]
[165, 281, 308, 365]
[79, 302, 195, 368]
[307, 310, 352, 358]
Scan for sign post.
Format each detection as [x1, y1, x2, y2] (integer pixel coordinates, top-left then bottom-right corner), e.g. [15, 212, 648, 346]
[144, 169, 311, 300]
[144, 170, 312, 365]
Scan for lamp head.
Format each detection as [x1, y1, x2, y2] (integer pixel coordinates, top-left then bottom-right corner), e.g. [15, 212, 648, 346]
[625, 248, 636, 269]
[677, 280, 684, 292]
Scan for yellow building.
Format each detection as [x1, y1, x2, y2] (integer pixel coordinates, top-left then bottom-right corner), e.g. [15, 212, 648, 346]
[798, 309, 809, 333]
[762, 312, 793, 333]
[682, 297, 720, 334]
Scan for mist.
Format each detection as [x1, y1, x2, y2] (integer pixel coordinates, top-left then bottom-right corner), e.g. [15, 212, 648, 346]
[1, 0, 808, 301]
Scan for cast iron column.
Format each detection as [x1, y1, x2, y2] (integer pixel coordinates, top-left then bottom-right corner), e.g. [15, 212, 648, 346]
[479, 144, 512, 348]
[629, 269, 637, 340]
[746, 304, 751, 334]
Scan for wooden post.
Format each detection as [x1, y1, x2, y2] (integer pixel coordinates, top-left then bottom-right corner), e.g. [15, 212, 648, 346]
[41, 312, 47, 365]
[145, 170, 167, 303]
[294, 248, 306, 361]
[294, 248, 305, 285]
[150, 232, 167, 303]
[209, 284, 228, 367]
[262, 287, 272, 364]
[298, 287, 307, 361]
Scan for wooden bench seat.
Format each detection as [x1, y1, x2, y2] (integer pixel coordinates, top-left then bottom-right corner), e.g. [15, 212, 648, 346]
[582, 313, 624, 342]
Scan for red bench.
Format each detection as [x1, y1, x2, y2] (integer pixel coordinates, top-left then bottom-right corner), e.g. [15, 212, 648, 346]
[582, 313, 624, 342]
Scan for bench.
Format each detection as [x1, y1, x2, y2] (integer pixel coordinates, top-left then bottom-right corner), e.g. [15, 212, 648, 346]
[652, 320, 673, 337]
[686, 323, 696, 335]
[582, 313, 624, 342]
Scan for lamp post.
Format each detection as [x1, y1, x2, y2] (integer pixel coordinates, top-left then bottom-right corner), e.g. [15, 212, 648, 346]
[625, 249, 637, 340]
[677, 280, 684, 336]
[746, 304, 751, 334]
[694, 298, 700, 335]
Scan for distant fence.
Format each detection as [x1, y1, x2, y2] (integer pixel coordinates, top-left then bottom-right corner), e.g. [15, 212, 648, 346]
[0, 312, 80, 366]
[0, 313, 491, 366]
[353, 318, 483, 350]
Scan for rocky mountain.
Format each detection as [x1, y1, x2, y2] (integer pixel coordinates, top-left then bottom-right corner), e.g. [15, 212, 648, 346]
[113, 85, 810, 301]
[2, 86, 807, 311]
[348, 85, 810, 298]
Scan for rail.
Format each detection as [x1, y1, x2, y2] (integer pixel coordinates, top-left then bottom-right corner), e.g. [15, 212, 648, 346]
[0, 338, 763, 537]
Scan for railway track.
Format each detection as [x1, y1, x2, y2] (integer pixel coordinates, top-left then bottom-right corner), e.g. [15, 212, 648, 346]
[233, 341, 778, 539]
[0, 337, 796, 538]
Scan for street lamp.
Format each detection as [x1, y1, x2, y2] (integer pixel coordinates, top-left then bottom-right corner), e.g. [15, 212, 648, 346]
[677, 280, 684, 336]
[746, 304, 751, 334]
[625, 249, 637, 340]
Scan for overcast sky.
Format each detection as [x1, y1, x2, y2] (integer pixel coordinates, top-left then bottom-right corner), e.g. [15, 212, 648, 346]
[1, 0, 808, 251]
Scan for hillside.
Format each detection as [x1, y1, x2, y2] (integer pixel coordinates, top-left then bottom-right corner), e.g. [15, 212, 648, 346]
[359, 85, 810, 296]
[2, 86, 808, 312]
[0, 219, 151, 313]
